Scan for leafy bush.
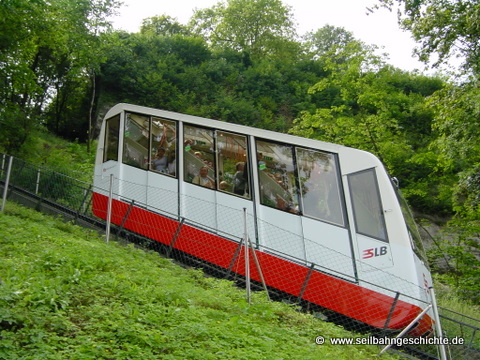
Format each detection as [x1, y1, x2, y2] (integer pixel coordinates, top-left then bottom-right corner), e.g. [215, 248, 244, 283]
[427, 218, 480, 304]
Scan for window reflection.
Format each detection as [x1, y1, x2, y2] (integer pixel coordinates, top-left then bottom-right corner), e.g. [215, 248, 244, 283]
[104, 115, 119, 162]
[216, 131, 250, 197]
[296, 148, 344, 226]
[348, 169, 388, 241]
[256, 140, 299, 213]
[118, 111, 350, 227]
[150, 118, 176, 176]
[123, 113, 149, 169]
[184, 125, 216, 188]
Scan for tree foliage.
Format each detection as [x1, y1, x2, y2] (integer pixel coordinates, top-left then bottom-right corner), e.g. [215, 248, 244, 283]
[429, 219, 480, 304]
[303, 25, 357, 61]
[141, 15, 191, 37]
[377, 0, 480, 76]
[190, 0, 299, 59]
[0, 0, 120, 150]
[290, 38, 450, 213]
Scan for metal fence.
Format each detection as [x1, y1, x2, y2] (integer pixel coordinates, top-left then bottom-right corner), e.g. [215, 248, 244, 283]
[1, 153, 479, 360]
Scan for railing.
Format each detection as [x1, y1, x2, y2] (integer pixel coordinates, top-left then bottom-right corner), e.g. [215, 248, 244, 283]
[1, 153, 479, 360]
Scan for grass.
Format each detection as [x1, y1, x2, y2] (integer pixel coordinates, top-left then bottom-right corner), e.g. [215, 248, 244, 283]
[0, 202, 400, 360]
[11, 128, 96, 183]
[434, 280, 480, 321]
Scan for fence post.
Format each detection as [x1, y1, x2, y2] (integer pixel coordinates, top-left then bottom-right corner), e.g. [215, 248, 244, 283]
[381, 292, 400, 336]
[166, 217, 185, 257]
[1, 156, 13, 212]
[244, 208, 251, 304]
[226, 238, 245, 279]
[35, 169, 41, 195]
[247, 235, 270, 301]
[116, 199, 135, 241]
[379, 304, 432, 355]
[105, 174, 114, 242]
[75, 185, 92, 221]
[297, 264, 315, 303]
[430, 287, 448, 360]
[1, 153, 6, 177]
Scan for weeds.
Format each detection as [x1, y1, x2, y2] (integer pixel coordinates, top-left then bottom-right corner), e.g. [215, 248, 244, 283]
[0, 202, 401, 359]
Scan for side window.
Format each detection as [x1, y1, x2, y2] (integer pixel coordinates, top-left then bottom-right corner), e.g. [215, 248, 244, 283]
[123, 113, 149, 169]
[256, 140, 299, 213]
[150, 118, 177, 177]
[348, 169, 388, 242]
[296, 148, 345, 226]
[103, 115, 120, 162]
[184, 125, 215, 189]
[216, 131, 250, 198]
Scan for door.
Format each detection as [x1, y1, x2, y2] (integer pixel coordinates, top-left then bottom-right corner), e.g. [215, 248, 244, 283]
[215, 131, 255, 242]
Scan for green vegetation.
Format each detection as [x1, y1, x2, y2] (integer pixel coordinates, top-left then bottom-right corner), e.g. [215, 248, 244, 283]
[435, 282, 480, 323]
[13, 130, 95, 183]
[0, 0, 478, 306]
[428, 219, 480, 304]
[0, 202, 400, 359]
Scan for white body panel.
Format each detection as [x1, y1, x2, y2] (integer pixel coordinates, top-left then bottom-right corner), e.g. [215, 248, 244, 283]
[119, 165, 147, 205]
[215, 191, 256, 242]
[181, 182, 217, 230]
[257, 204, 306, 262]
[302, 218, 355, 279]
[147, 172, 178, 217]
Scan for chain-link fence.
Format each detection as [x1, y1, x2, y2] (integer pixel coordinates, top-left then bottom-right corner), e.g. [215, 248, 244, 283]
[1, 153, 479, 360]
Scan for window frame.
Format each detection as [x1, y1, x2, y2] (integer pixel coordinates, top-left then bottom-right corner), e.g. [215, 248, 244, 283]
[295, 147, 346, 227]
[122, 112, 150, 170]
[255, 138, 300, 214]
[215, 130, 251, 199]
[149, 117, 178, 178]
[103, 114, 120, 163]
[347, 168, 389, 242]
[183, 123, 217, 190]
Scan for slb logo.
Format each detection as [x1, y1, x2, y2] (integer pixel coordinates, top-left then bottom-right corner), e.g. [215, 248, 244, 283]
[362, 246, 387, 259]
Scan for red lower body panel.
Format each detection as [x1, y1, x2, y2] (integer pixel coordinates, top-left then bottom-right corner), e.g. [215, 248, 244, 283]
[92, 192, 432, 336]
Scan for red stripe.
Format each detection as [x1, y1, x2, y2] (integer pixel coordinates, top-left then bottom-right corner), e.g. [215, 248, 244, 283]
[92, 192, 433, 335]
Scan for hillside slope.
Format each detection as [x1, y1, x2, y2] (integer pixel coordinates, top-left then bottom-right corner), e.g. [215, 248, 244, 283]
[0, 202, 399, 359]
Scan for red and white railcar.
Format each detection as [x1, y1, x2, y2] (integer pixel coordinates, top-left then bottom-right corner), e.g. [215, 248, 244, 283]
[93, 103, 434, 336]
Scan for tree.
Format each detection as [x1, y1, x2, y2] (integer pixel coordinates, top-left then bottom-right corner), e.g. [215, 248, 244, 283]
[141, 15, 191, 37]
[290, 40, 390, 154]
[430, 217, 480, 304]
[190, 0, 299, 59]
[376, 0, 480, 76]
[290, 37, 452, 213]
[303, 25, 357, 61]
[97, 31, 215, 113]
[429, 82, 480, 170]
[428, 82, 480, 217]
[0, 0, 121, 151]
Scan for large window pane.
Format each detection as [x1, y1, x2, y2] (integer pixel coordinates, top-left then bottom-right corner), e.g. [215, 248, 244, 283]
[123, 113, 149, 170]
[216, 131, 249, 197]
[348, 169, 388, 242]
[103, 115, 119, 162]
[296, 148, 344, 226]
[256, 140, 299, 213]
[184, 125, 215, 189]
[150, 118, 177, 177]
